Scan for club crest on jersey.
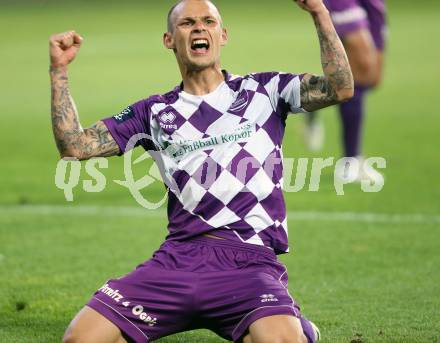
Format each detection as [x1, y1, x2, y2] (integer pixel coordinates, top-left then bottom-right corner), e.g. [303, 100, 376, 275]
[157, 108, 179, 131]
[229, 90, 250, 114]
[113, 106, 135, 124]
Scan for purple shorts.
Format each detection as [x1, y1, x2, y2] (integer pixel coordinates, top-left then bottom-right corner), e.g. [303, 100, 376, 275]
[324, 0, 387, 51]
[87, 237, 303, 342]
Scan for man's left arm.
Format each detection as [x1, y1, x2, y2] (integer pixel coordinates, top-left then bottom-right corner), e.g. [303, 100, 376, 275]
[295, 0, 354, 112]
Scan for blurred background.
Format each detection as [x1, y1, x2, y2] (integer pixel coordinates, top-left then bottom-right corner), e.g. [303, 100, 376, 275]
[0, 0, 439, 342]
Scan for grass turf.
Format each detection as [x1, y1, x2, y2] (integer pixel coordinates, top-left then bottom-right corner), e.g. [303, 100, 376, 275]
[0, 1, 439, 342]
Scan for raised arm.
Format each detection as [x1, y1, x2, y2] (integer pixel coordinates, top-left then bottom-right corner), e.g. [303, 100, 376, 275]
[50, 31, 120, 160]
[294, 0, 354, 112]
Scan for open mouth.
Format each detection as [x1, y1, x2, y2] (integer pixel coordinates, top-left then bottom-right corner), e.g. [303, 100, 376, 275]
[190, 39, 210, 54]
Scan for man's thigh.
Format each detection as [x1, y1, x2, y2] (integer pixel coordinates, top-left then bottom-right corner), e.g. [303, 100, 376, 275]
[242, 315, 306, 343]
[62, 306, 128, 343]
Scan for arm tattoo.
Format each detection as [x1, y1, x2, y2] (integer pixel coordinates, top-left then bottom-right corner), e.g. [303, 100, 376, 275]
[83, 121, 120, 158]
[300, 74, 338, 112]
[300, 11, 354, 112]
[50, 67, 120, 160]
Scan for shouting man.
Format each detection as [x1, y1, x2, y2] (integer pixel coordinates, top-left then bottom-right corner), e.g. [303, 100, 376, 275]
[51, 0, 353, 342]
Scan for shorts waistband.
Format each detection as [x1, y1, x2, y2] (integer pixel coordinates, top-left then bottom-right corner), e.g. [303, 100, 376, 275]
[183, 236, 277, 259]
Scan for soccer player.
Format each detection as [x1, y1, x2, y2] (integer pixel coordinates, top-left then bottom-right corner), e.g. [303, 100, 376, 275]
[304, 0, 386, 180]
[50, 0, 353, 342]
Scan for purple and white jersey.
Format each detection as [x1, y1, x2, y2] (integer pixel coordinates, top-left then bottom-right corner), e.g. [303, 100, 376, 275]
[103, 71, 305, 254]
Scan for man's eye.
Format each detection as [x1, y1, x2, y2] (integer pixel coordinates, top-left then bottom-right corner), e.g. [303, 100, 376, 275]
[181, 22, 192, 26]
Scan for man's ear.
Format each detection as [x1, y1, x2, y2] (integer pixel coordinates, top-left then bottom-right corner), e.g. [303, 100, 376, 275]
[163, 32, 175, 49]
[220, 28, 228, 47]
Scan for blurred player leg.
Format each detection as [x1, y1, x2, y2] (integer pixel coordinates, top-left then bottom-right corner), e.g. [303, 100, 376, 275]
[62, 306, 128, 343]
[336, 28, 378, 181]
[338, 14, 386, 181]
[303, 112, 324, 152]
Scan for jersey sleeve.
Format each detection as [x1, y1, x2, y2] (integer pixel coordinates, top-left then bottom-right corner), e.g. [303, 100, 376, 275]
[101, 99, 155, 155]
[252, 72, 307, 116]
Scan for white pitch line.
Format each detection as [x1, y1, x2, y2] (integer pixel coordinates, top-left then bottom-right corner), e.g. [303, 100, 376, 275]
[0, 204, 439, 225]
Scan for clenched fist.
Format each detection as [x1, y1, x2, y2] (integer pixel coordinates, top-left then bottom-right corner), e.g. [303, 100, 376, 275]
[294, 0, 328, 14]
[49, 31, 83, 68]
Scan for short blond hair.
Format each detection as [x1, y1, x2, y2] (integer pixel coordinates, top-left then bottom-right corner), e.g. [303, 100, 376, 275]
[167, 0, 221, 32]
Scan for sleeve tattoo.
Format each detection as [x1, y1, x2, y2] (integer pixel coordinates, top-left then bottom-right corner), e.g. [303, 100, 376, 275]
[300, 12, 354, 112]
[50, 67, 120, 160]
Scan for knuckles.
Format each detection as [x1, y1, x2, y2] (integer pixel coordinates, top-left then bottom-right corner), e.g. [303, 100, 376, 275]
[49, 31, 79, 45]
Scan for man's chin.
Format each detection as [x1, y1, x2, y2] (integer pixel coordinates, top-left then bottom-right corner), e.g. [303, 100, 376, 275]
[186, 60, 216, 72]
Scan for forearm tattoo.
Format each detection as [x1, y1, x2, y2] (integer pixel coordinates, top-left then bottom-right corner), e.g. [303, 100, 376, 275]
[300, 12, 354, 112]
[50, 67, 119, 159]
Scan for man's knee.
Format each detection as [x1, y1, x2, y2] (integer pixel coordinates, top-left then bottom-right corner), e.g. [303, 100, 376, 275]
[61, 306, 126, 343]
[248, 332, 306, 343]
[269, 331, 306, 343]
[61, 330, 81, 343]
[247, 315, 307, 343]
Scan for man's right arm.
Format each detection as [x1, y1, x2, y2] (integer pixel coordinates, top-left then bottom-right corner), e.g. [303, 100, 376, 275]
[50, 31, 120, 160]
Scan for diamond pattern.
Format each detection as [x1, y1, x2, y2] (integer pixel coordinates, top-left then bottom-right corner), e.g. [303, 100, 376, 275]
[205, 112, 243, 136]
[172, 121, 204, 141]
[243, 92, 273, 127]
[208, 169, 244, 205]
[243, 129, 276, 164]
[188, 101, 224, 133]
[226, 191, 259, 219]
[206, 206, 241, 228]
[191, 156, 223, 190]
[137, 71, 300, 253]
[180, 177, 207, 212]
[227, 149, 260, 184]
[246, 168, 276, 201]
[244, 203, 275, 233]
[209, 141, 242, 169]
[193, 192, 226, 221]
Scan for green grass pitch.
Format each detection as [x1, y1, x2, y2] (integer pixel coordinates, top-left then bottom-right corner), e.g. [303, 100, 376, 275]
[0, 1, 439, 342]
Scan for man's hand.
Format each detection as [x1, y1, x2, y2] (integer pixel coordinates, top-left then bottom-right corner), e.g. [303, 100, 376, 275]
[50, 31, 83, 68]
[294, 0, 327, 14]
[49, 30, 120, 160]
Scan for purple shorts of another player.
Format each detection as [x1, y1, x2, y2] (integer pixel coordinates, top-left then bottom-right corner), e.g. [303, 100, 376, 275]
[324, 0, 387, 51]
[87, 237, 303, 342]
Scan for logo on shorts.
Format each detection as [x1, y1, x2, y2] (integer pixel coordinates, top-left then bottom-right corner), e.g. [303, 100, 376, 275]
[260, 294, 279, 303]
[132, 305, 158, 327]
[99, 283, 124, 303]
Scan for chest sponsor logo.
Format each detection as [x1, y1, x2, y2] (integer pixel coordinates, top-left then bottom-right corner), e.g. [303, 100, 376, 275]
[229, 90, 250, 113]
[162, 123, 255, 160]
[113, 106, 135, 124]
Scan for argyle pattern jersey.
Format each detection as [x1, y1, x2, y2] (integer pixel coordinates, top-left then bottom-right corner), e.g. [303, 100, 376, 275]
[103, 71, 306, 254]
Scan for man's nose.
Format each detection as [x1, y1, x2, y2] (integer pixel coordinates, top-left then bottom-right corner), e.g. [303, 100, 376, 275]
[192, 19, 206, 32]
